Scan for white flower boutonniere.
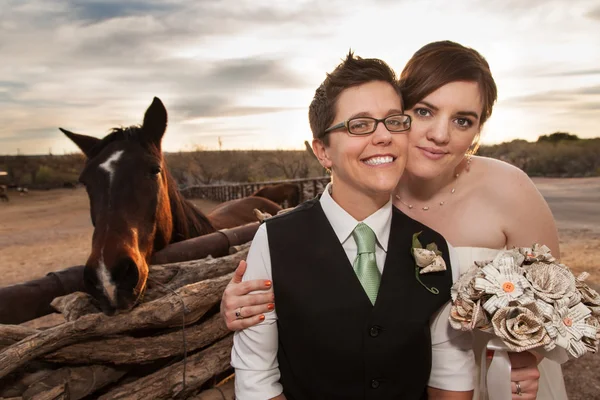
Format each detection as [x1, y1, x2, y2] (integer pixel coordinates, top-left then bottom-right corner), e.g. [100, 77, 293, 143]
[411, 231, 447, 294]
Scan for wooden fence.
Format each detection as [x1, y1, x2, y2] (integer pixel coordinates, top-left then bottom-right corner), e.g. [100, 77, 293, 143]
[180, 176, 331, 203]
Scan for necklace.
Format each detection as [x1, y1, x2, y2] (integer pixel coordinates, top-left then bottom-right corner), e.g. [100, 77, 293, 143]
[395, 156, 471, 211]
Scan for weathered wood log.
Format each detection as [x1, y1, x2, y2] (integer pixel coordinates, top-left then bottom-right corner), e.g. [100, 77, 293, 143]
[49, 246, 249, 321]
[44, 313, 229, 365]
[0, 266, 85, 325]
[0, 274, 232, 379]
[0, 369, 52, 398]
[144, 245, 248, 302]
[27, 384, 66, 400]
[190, 379, 234, 400]
[98, 335, 233, 399]
[22, 365, 126, 400]
[50, 292, 100, 322]
[0, 326, 37, 349]
[150, 222, 258, 265]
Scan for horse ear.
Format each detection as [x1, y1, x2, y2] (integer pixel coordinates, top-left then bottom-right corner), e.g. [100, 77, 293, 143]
[60, 128, 100, 158]
[142, 97, 168, 148]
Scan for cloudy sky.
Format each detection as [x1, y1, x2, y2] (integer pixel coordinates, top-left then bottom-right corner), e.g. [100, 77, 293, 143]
[1, 0, 599, 155]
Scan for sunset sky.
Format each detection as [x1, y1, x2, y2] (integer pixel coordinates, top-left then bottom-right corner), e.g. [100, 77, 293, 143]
[1, 0, 599, 155]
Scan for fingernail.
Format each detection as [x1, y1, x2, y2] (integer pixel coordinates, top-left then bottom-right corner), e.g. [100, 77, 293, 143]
[486, 350, 495, 359]
[267, 303, 275, 311]
[265, 280, 272, 287]
[259, 315, 265, 321]
[271, 293, 275, 301]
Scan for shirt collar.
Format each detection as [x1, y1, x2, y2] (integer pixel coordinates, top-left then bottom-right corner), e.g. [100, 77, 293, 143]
[319, 183, 392, 251]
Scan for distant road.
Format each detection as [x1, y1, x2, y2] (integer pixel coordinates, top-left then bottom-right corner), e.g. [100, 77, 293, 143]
[533, 177, 600, 232]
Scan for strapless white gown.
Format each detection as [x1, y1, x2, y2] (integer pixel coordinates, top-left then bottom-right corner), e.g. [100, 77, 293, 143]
[454, 247, 569, 400]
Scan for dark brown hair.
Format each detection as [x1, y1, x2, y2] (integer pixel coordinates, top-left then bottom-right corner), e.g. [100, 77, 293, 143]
[309, 51, 402, 145]
[400, 41, 497, 152]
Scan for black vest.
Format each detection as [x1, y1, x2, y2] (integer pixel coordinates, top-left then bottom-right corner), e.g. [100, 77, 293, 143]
[266, 199, 453, 400]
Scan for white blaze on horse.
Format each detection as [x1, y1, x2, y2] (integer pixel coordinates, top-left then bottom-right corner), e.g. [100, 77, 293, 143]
[61, 97, 281, 315]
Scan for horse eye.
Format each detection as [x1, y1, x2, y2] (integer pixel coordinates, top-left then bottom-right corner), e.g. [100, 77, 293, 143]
[150, 165, 162, 175]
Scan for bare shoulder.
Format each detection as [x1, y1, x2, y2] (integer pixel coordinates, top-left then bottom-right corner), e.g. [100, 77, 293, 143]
[471, 156, 541, 202]
[469, 156, 559, 255]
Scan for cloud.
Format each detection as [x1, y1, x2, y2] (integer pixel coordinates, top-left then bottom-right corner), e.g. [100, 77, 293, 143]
[540, 69, 600, 77]
[0, 0, 331, 153]
[504, 85, 600, 113]
[586, 5, 600, 20]
[172, 94, 301, 119]
[69, 0, 176, 23]
[0, 127, 58, 142]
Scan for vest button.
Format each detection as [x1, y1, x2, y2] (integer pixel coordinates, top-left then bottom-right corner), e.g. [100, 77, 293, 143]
[371, 379, 380, 389]
[369, 326, 380, 337]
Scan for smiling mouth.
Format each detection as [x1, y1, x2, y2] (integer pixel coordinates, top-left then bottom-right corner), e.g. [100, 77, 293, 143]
[362, 156, 395, 166]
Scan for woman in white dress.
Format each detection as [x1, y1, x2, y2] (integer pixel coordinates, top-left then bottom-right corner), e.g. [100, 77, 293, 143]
[221, 41, 568, 399]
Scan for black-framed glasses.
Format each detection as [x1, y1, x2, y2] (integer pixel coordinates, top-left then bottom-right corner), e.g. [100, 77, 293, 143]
[323, 114, 412, 136]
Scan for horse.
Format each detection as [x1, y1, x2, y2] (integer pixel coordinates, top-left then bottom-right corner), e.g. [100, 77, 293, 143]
[208, 196, 281, 230]
[0, 185, 8, 202]
[61, 97, 281, 315]
[252, 183, 301, 207]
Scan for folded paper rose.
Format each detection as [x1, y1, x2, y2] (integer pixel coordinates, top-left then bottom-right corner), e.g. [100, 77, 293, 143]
[411, 232, 447, 274]
[411, 232, 447, 295]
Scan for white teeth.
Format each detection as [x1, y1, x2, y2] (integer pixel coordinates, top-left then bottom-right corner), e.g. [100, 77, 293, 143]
[363, 156, 394, 166]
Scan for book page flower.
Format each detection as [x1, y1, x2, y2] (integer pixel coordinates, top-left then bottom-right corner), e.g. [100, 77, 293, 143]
[451, 264, 485, 302]
[491, 303, 552, 352]
[450, 297, 489, 331]
[524, 262, 579, 309]
[518, 244, 556, 263]
[576, 272, 600, 320]
[545, 303, 598, 358]
[450, 265, 488, 331]
[581, 316, 600, 353]
[413, 248, 447, 274]
[410, 232, 446, 295]
[475, 254, 533, 315]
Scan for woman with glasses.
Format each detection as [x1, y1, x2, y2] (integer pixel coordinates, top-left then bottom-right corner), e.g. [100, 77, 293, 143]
[232, 52, 476, 399]
[225, 41, 567, 399]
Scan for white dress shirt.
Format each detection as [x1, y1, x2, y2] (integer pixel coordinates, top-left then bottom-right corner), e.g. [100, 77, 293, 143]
[231, 184, 475, 399]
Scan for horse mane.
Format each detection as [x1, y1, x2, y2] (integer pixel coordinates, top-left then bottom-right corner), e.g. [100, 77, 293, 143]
[88, 126, 216, 243]
[164, 168, 216, 242]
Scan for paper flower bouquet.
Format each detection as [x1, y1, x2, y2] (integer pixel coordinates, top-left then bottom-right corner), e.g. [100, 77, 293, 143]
[449, 244, 600, 358]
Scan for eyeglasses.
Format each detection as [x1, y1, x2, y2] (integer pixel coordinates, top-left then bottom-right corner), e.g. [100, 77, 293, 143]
[323, 114, 412, 136]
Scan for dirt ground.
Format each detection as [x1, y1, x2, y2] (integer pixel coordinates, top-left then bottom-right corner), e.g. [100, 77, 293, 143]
[0, 177, 599, 398]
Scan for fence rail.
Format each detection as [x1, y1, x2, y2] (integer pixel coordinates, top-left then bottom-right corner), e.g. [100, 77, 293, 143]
[180, 176, 331, 203]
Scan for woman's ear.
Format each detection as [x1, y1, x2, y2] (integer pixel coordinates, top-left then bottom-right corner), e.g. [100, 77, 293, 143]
[312, 139, 333, 170]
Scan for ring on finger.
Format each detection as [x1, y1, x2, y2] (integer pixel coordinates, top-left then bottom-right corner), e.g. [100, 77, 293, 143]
[515, 381, 522, 396]
[235, 306, 244, 320]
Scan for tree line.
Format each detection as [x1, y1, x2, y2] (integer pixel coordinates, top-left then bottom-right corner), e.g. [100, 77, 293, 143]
[1, 133, 598, 189]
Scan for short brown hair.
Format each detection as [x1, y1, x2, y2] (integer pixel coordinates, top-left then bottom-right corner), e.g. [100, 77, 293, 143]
[309, 51, 402, 145]
[399, 41, 497, 152]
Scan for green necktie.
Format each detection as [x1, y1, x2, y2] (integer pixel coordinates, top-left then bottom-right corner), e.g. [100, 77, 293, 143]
[352, 222, 381, 305]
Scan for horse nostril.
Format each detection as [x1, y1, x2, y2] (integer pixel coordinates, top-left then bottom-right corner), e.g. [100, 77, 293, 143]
[113, 257, 140, 290]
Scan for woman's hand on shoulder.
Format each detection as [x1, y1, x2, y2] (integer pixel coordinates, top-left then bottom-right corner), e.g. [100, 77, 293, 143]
[220, 260, 275, 331]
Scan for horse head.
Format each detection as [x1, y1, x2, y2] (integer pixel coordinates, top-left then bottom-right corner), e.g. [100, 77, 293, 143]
[61, 97, 214, 314]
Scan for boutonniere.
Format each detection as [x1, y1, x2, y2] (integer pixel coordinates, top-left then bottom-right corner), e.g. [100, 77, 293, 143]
[411, 231, 447, 294]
